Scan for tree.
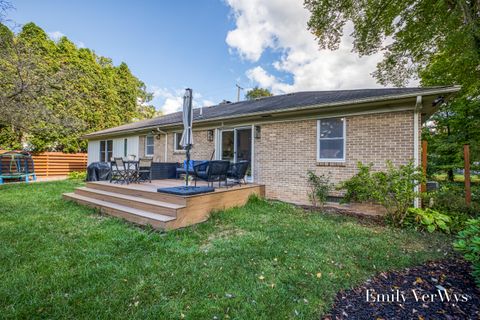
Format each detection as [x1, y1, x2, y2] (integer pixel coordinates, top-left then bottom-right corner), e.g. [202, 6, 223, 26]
[305, 0, 480, 178]
[245, 87, 272, 100]
[304, 0, 479, 87]
[0, 22, 155, 153]
[423, 95, 480, 180]
[0, 0, 12, 23]
[0, 22, 72, 148]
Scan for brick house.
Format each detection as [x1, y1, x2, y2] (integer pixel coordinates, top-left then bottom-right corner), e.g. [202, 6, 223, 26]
[83, 86, 459, 205]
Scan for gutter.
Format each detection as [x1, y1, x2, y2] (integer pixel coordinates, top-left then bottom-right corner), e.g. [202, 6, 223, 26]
[83, 86, 461, 139]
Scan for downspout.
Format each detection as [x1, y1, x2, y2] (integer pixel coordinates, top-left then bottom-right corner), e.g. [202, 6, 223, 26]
[164, 133, 168, 162]
[251, 124, 255, 183]
[414, 96, 422, 208]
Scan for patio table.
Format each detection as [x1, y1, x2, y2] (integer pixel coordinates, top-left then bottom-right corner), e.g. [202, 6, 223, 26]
[110, 160, 138, 184]
[124, 160, 139, 183]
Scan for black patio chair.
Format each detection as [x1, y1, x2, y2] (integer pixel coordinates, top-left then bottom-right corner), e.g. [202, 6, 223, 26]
[193, 160, 230, 188]
[227, 160, 250, 186]
[136, 157, 153, 183]
[110, 157, 132, 184]
[176, 160, 207, 179]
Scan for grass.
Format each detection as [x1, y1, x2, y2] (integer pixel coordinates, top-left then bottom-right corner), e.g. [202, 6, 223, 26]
[0, 180, 453, 319]
[432, 173, 480, 183]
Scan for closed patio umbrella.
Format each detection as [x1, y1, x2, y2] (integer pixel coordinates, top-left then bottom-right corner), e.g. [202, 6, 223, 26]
[156, 88, 214, 195]
[180, 88, 193, 186]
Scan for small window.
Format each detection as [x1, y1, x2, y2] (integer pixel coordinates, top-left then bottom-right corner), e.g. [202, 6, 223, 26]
[174, 133, 184, 152]
[145, 135, 154, 156]
[317, 118, 346, 162]
[123, 138, 128, 157]
[100, 140, 113, 162]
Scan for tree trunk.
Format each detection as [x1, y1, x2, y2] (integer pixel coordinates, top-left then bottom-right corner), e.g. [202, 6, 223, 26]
[447, 168, 455, 182]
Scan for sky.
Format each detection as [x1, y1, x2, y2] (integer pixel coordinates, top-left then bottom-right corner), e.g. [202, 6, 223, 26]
[6, 0, 403, 114]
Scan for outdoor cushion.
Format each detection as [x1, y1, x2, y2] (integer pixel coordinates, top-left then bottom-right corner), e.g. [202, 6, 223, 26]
[195, 170, 208, 179]
[176, 167, 194, 174]
[183, 160, 207, 170]
[177, 160, 208, 176]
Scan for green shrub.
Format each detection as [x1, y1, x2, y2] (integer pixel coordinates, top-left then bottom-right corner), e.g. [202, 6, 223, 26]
[422, 183, 479, 231]
[307, 170, 332, 208]
[454, 218, 480, 286]
[68, 170, 87, 181]
[404, 207, 451, 233]
[427, 184, 480, 217]
[338, 162, 376, 203]
[448, 211, 473, 233]
[339, 161, 424, 227]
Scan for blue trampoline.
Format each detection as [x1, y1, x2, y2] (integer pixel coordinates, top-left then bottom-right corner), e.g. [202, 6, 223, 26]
[0, 151, 37, 184]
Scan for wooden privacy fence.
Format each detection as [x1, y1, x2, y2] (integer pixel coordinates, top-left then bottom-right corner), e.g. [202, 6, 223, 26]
[0, 150, 87, 177]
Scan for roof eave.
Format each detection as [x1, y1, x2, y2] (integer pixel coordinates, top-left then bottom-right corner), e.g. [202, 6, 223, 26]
[83, 86, 461, 140]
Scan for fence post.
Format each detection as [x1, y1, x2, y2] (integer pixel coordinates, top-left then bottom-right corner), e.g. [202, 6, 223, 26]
[464, 144, 471, 206]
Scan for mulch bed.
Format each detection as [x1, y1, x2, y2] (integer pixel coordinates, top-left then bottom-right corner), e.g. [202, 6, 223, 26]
[324, 259, 480, 320]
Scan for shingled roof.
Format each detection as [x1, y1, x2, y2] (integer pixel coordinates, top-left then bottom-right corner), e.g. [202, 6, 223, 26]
[84, 86, 459, 138]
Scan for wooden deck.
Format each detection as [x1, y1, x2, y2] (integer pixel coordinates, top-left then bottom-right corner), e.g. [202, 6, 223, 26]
[63, 179, 265, 230]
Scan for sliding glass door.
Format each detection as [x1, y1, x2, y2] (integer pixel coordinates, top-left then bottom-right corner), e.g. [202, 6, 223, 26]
[221, 130, 235, 161]
[219, 127, 253, 179]
[235, 128, 252, 163]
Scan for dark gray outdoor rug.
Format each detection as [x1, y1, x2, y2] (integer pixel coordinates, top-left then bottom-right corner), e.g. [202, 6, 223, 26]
[324, 258, 480, 320]
[157, 186, 214, 196]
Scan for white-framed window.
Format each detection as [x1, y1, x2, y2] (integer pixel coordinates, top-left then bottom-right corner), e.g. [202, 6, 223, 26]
[145, 135, 154, 156]
[100, 140, 113, 162]
[317, 117, 346, 162]
[173, 132, 184, 152]
[123, 138, 128, 157]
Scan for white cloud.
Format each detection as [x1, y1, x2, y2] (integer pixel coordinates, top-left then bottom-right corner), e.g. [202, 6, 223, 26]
[48, 30, 85, 48]
[151, 87, 183, 114]
[150, 87, 215, 114]
[246, 66, 291, 93]
[48, 31, 65, 41]
[225, 0, 407, 93]
[202, 99, 215, 107]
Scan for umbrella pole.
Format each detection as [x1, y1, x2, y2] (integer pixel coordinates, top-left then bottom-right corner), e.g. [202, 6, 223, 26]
[185, 145, 191, 187]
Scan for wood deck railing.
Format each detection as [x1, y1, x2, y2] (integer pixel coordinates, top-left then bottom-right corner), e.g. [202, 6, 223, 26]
[0, 150, 87, 177]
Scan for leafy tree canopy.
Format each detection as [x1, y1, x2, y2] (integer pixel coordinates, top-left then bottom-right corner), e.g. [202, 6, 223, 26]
[245, 87, 273, 100]
[305, 0, 480, 178]
[305, 0, 479, 88]
[0, 22, 156, 152]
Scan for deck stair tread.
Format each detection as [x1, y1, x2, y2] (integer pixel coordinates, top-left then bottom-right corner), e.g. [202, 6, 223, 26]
[64, 192, 176, 222]
[76, 187, 185, 209]
[85, 182, 187, 205]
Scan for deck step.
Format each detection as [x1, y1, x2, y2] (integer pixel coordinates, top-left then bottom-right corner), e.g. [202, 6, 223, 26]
[75, 187, 184, 216]
[63, 192, 176, 229]
[86, 182, 187, 205]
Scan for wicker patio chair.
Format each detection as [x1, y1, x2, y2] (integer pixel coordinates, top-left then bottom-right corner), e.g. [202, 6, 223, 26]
[227, 160, 250, 186]
[193, 160, 230, 188]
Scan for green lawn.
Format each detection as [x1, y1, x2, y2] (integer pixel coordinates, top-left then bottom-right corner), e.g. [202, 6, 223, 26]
[0, 180, 452, 319]
[432, 173, 480, 183]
